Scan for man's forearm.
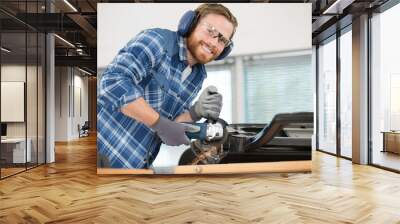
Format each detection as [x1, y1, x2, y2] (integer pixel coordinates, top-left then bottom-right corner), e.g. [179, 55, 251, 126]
[120, 97, 160, 127]
[174, 111, 194, 123]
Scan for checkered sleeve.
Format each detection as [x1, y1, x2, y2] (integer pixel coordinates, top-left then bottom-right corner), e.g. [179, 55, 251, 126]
[98, 30, 164, 112]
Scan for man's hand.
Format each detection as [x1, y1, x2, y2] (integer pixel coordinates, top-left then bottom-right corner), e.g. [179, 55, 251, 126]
[151, 116, 198, 146]
[189, 86, 222, 121]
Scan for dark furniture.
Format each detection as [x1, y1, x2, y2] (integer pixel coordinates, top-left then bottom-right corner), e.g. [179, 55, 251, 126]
[78, 121, 90, 138]
[382, 131, 400, 154]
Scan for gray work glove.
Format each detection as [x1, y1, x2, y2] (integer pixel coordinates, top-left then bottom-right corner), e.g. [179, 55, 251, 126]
[151, 116, 199, 146]
[189, 86, 223, 121]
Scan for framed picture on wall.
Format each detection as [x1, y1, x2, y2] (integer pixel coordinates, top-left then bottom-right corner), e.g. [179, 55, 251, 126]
[1, 81, 25, 122]
[97, 3, 313, 175]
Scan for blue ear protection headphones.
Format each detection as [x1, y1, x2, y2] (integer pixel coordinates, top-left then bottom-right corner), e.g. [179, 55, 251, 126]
[177, 10, 233, 61]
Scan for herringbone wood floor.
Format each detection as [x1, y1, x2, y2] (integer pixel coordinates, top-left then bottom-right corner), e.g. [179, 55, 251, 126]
[1, 135, 400, 224]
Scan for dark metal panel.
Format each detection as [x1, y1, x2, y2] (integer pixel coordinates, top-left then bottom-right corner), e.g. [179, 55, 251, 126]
[312, 15, 335, 33]
[0, 8, 37, 32]
[315, 44, 319, 150]
[336, 29, 341, 156]
[16, 13, 82, 32]
[313, 14, 352, 44]
[373, 0, 399, 12]
[367, 11, 373, 165]
[67, 13, 96, 38]
[55, 55, 96, 71]
[323, 0, 356, 14]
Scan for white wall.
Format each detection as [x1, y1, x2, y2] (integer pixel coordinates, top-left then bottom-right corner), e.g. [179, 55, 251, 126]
[72, 73, 89, 138]
[1, 64, 46, 164]
[55, 67, 68, 141]
[55, 67, 89, 141]
[1, 66, 25, 124]
[1, 65, 26, 81]
[97, 3, 311, 68]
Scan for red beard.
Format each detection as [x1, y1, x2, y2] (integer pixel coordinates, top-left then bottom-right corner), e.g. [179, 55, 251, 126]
[187, 39, 218, 64]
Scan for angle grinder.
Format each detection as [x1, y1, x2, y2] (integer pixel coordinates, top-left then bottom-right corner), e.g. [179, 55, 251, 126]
[184, 119, 227, 143]
[180, 118, 229, 165]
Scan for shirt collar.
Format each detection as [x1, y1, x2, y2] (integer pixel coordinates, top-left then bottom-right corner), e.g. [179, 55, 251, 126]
[178, 35, 188, 63]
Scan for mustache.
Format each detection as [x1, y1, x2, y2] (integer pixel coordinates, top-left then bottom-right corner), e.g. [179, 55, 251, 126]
[200, 41, 217, 55]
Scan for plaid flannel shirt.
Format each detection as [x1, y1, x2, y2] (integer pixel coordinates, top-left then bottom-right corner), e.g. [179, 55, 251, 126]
[97, 28, 206, 168]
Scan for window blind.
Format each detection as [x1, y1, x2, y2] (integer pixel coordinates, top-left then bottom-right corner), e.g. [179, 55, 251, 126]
[244, 54, 313, 123]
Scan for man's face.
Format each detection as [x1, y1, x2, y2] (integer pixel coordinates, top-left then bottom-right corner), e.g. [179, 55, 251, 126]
[187, 13, 234, 64]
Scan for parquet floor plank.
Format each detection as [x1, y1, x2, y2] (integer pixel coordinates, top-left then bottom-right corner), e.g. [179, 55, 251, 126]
[0, 135, 399, 223]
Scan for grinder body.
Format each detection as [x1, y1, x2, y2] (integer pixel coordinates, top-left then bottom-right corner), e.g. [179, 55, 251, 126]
[185, 122, 225, 142]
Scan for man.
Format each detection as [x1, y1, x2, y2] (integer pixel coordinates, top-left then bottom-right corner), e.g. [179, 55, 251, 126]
[97, 3, 238, 169]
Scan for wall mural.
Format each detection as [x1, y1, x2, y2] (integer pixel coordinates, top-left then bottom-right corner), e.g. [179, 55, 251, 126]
[97, 3, 313, 174]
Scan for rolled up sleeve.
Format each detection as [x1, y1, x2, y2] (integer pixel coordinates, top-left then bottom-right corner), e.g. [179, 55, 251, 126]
[98, 30, 164, 111]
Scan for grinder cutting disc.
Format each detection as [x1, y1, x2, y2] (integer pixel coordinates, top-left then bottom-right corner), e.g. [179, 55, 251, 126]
[178, 118, 230, 165]
[190, 118, 229, 165]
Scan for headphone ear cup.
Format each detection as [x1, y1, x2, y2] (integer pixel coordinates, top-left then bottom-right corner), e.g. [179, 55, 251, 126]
[215, 42, 233, 60]
[177, 10, 197, 36]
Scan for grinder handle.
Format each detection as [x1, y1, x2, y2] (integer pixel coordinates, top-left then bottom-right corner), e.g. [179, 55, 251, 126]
[183, 123, 208, 140]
